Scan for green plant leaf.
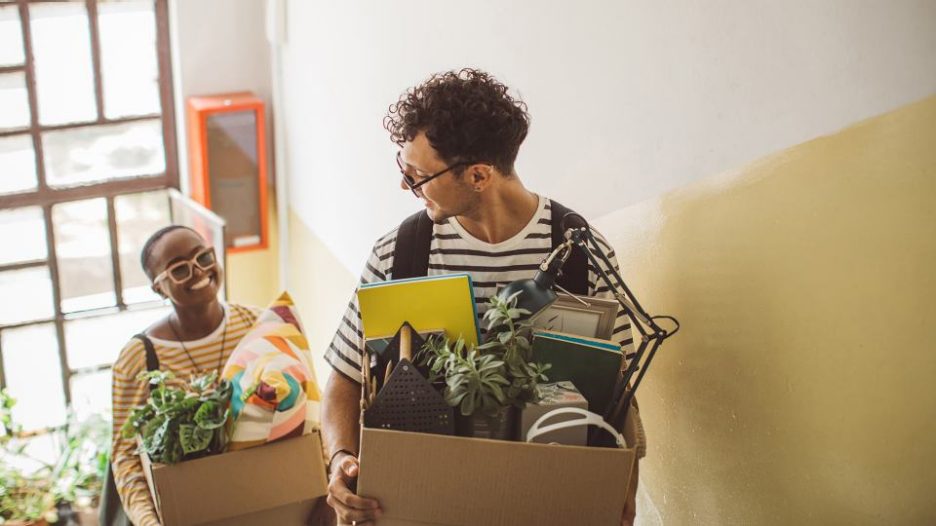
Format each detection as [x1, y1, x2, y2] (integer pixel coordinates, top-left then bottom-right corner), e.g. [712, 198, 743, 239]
[179, 424, 212, 454]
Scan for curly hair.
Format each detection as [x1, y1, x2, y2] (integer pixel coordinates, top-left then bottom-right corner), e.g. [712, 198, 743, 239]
[384, 68, 530, 175]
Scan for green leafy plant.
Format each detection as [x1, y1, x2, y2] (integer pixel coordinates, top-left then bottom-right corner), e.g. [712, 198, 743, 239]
[1, 390, 119, 524]
[50, 413, 110, 512]
[0, 389, 58, 525]
[478, 291, 552, 407]
[419, 292, 551, 418]
[121, 371, 232, 464]
[421, 335, 510, 417]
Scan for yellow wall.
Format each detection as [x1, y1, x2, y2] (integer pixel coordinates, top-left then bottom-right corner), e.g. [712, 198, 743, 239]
[225, 194, 357, 386]
[225, 192, 280, 308]
[595, 96, 936, 524]
[285, 209, 357, 386]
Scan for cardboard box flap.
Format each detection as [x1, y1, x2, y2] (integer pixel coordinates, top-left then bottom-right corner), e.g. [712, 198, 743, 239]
[358, 428, 635, 526]
[146, 432, 327, 525]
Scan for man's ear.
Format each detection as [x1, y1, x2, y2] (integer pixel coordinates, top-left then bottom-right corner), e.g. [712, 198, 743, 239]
[470, 164, 494, 190]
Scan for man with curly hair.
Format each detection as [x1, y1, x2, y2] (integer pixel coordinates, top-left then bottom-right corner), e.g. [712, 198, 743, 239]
[322, 68, 645, 525]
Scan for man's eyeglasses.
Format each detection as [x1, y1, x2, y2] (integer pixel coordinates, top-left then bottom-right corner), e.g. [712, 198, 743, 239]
[154, 247, 218, 284]
[396, 151, 476, 197]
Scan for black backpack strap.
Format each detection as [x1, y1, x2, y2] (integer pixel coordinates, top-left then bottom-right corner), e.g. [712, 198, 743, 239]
[133, 333, 160, 379]
[549, 200, 589, 296]
[99, 334, 161, 526]
[391, 211, 434, 280]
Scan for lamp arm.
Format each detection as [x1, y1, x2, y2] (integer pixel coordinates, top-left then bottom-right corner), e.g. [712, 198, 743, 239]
[567, 228, 662, 337]
[538, 239, 573, 273]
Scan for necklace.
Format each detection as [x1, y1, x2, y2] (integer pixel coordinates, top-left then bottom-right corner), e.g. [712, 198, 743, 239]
[167, 304, 229, 375]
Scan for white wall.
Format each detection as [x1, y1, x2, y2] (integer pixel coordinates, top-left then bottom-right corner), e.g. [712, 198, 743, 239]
[279, 0, 936, 273]
[168, 0, 273, 193]
[271, 3, 936, 522]
[168, 0, 282, 307]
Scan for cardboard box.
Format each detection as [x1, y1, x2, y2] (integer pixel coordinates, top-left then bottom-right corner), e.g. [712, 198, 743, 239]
[140, 431, 328, 525]
[357, 419, 637, 526]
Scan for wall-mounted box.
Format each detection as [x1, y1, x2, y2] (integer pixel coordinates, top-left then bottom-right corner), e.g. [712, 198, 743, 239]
[187, 92, 269, 252]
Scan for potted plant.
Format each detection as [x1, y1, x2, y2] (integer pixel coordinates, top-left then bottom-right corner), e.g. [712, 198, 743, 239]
[0, 389, 57, 526]
[419, 292, 551, 439]
[49, 412, 110, 525]
[121, 370, 232, 465]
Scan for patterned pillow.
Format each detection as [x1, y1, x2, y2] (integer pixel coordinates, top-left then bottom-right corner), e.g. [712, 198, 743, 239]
[222, 292, 321, 451]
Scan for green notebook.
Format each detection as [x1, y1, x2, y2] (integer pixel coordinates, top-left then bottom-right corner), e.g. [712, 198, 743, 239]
[531, 330, 623, 415]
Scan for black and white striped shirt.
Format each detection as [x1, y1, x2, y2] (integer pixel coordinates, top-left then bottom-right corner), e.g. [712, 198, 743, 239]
[325, 196, 636, 384]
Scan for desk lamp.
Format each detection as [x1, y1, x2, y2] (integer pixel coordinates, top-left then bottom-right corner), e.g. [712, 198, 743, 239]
[496, 213, 679, 433]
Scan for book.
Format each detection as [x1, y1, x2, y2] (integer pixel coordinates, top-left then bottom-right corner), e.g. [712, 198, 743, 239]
[357, 273, 480, 347]
[531, 330, 623, 415]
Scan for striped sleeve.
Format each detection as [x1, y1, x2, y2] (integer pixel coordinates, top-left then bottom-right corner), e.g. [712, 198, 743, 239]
[324, 230, 397, 383]
[586, 227, 648, 458]
[111, 339, 161, 526]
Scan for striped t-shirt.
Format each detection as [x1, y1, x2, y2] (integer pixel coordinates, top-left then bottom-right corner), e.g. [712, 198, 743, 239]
[110, 303, 260, 526]
[325, 196, 637, 382]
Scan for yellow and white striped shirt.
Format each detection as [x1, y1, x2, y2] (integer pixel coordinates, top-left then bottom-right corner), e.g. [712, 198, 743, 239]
[111, 303, 260, 526]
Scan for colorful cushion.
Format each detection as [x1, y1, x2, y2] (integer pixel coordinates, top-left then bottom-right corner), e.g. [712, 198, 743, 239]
[222, 292, 321, 451]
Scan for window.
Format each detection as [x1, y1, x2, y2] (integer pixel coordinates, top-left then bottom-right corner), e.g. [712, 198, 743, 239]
[0, 0, 177, 434]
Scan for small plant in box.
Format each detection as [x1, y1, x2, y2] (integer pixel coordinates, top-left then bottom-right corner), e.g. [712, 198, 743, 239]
[121, 370, 232, 464]
[419, 292, 550, 438]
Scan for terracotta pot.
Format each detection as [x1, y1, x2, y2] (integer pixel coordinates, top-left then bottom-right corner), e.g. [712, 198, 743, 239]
[76, 507, 100, 525]
[4, 519, 49, 526]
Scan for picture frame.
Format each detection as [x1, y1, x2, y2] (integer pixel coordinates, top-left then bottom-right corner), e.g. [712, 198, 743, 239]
[532, 293, 619, 340]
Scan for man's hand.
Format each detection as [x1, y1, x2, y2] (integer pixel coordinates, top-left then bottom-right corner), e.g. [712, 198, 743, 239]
[326, 452, 382, 525]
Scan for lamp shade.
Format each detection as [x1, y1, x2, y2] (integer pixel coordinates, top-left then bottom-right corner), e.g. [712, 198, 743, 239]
[495, 269, 559, 321]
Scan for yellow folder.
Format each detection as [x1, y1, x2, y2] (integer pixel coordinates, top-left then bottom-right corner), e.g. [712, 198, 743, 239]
[356, 274, 480, 346]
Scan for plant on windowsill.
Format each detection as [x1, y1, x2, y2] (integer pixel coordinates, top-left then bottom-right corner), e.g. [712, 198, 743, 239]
[1, 389, 115, 526]
[418, 292, 551, 439]
[121, 370, 232, 465]
[0, 389, 57, 526]
[50, 412, 110, 525]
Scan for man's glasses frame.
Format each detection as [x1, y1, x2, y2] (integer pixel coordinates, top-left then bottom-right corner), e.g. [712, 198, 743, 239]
[154, 246, 218, 284]
[396, 151, 478, 197]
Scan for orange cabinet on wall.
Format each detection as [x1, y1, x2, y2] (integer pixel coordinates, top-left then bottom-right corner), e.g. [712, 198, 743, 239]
[187, 92, 269, 252]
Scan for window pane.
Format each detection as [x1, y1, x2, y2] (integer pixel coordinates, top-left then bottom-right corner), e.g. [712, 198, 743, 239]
[30, 2, 96, 125]
[0, 72, 30, 131]
[69, 369, 111, 422]
[0, 134, 37, 194]
[0, 267, 54, 325]
[0, 5, 24, 67]
[0, 206, 46, 265]
[115, 190, 170, 303]
[53, 198, 115, 312]
[1, 323, 67, 431]
[43, 119, 165, 188]
[65, 306, 169, 370]
[8, 434, 59, 476]
[99, 0, 160, 118]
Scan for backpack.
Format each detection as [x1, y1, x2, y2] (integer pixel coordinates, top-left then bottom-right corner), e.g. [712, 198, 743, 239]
[99, 334, 159, 526]
[391, 199, 589, 295]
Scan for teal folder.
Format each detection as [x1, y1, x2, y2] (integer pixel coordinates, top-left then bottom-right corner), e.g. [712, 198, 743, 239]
[531, 330, 622, 414]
